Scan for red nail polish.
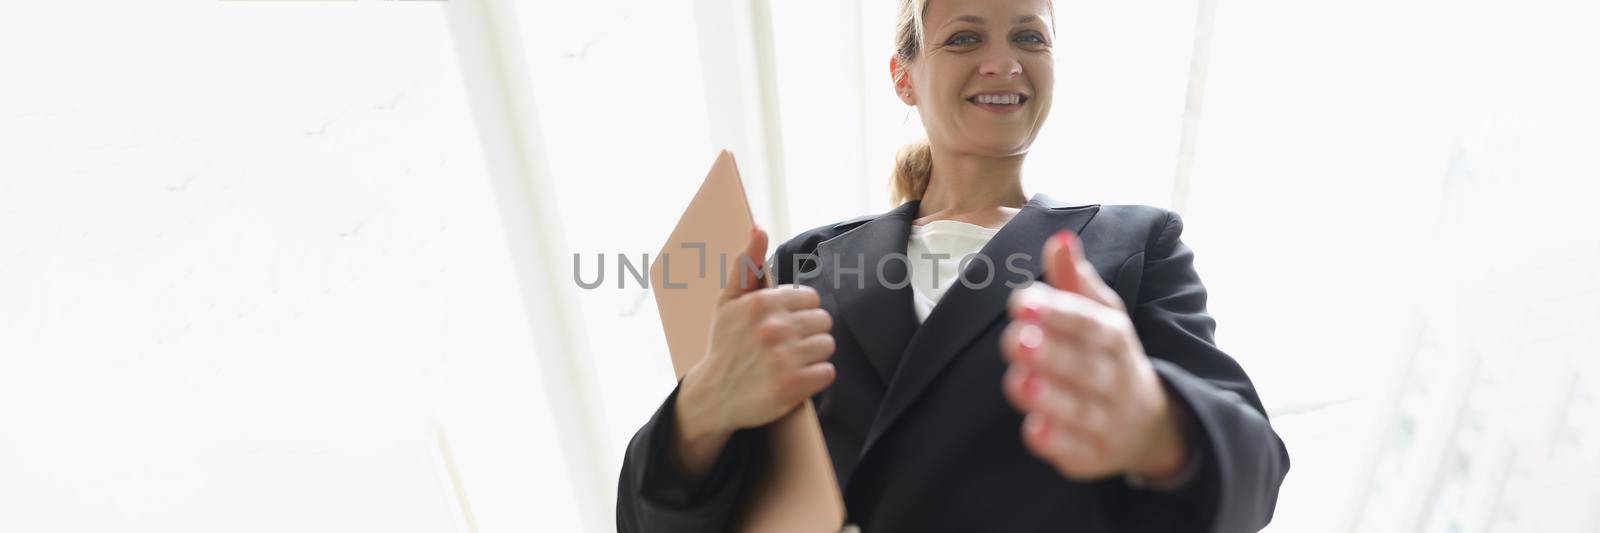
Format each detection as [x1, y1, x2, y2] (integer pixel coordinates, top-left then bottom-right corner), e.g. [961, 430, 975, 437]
[1032, 416, 1052, 439]
[1055, 230, 1082, 258]
[1018, 324, 1043, 360]
[1019, 302, 1041, 321]
[1022, 373, 1041, 400]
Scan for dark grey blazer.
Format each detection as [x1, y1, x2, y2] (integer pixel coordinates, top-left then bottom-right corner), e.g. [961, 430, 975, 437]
[617, 194, 1290, 533]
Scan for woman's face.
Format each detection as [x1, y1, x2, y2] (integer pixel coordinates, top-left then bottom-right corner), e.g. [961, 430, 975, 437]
[895, 0, 1055, 157]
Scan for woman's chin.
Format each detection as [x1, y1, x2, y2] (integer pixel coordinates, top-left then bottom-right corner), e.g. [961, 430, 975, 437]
[963, 138, 1034, 157]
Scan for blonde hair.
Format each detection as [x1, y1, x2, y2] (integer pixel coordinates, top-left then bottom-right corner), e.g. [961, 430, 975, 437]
[890, 0, 933, 205]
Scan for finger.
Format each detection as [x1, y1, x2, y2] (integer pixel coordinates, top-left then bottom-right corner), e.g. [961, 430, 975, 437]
[1008, 368, 1110, 437]
[1000, 321, 1116, 400]
[1002, 362, 1048, 413]
[1059, 231, 1126, 311]
[1009, 288, 1125, 357]
[1002, 347, 1113, 412]
[1044, 231, 1124, 311]
[998, 315, 1048, 366]
[1038, 340, 1117, 400]
[1042, 230, 1086, 295]
[788, 333, 837, 365]
[1022, 412, 1115, 480]
[788, 361, 837, 398]
[719, 227, 769, 304]
[788, 308, 833, 338]
[762, 284, 822, 311]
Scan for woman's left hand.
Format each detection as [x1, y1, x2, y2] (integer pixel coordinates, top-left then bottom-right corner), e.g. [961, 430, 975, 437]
[1000, 231, 1194, 483]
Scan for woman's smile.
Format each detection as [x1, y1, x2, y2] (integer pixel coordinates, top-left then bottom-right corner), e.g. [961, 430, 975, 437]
[967, 92, 1030, 115]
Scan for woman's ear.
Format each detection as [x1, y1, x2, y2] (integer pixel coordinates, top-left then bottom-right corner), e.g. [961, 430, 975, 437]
[889, 55, 916, 106]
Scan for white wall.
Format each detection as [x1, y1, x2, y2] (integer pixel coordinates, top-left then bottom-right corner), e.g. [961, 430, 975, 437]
[0, 2, 581, 532]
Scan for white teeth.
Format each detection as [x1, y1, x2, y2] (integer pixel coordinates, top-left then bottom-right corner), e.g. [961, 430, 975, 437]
[975, 94, 1021, 105]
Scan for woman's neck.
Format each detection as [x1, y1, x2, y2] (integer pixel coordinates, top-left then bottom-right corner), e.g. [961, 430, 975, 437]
[915, 147, 1028, 229]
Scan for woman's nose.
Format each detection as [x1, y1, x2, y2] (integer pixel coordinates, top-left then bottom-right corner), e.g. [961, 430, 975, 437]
[979, 51, 1023, 79]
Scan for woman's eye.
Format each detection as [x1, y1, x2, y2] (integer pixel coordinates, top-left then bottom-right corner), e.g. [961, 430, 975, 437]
[946, 34, 979, 46]
[1015, 32, 1048, 45]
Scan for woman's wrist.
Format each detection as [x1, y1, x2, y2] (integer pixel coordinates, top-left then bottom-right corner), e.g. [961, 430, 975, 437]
[1129, 386, 1194, 480]
[671, 369, 735, 481]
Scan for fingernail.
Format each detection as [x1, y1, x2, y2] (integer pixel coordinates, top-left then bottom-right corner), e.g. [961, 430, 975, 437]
[1019, 301, 1041, 321]
[1056, 230, 1083, 259]
[1030, 415, 1052, 439]
[1022, 372, 1041, 401]
[1018, 324, 1044, 361]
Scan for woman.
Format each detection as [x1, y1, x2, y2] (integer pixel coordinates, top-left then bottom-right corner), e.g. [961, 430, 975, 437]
[617, 0, 1289, 530]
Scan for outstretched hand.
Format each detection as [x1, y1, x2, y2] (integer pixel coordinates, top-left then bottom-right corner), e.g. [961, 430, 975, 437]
[999, 231, 1194, 484]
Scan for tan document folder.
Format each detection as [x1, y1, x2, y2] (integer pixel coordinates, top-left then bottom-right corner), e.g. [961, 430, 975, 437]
[649, 150, 846, 533]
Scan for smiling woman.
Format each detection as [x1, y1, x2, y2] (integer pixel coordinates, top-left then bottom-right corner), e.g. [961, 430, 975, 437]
[888, 0, 1057, 206]
[615, 0, 1288, 531]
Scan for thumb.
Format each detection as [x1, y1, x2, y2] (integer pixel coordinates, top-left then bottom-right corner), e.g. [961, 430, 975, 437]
[719, 226, 769, 304]
[1044, 230, 1123, 310]
[1043, 230, 1087, 295]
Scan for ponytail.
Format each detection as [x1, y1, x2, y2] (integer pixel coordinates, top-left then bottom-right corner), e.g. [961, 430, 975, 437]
[891, 138, 933, 205]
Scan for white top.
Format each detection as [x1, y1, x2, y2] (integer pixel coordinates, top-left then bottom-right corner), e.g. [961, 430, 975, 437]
[906, 219, 1002, 323]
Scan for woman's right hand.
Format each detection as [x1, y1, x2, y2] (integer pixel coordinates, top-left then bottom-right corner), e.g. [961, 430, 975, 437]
[672, 227, 837, 478]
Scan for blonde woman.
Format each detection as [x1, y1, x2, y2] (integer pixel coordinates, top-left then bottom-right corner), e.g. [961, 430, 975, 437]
[617, 0, 1288, 531]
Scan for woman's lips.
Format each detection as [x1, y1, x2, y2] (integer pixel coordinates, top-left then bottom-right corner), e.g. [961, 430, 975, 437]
[969, 100, 1025, 114]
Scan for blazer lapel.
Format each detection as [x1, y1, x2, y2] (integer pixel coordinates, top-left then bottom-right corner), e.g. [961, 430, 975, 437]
[813, 200, 922, 384]
[855, 194, 1101, 464]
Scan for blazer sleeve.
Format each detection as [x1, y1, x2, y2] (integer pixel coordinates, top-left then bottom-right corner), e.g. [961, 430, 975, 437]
[614, 242, 796, 533]
[615, 383, 761, 533]
[1104, 210, 1291, 533]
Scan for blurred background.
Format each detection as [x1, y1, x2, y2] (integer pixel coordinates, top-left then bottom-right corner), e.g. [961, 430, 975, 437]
[2, 0, 1597, 532]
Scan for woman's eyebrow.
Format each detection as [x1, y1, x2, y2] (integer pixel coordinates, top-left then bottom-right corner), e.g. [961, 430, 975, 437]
[943, 14, 1045, 28]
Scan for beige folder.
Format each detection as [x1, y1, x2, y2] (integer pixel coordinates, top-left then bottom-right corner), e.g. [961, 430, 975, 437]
[649, 150, 846, 533]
